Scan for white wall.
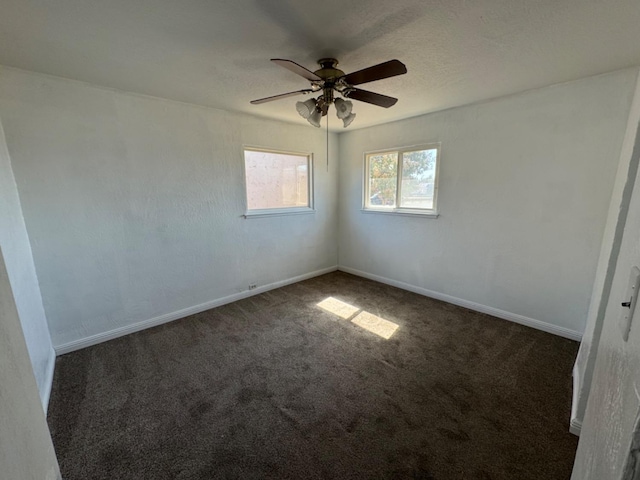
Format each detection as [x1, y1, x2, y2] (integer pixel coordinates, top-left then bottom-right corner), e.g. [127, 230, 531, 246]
[0, 64, 635, 356]
[0, 67, 338, 351]
[0, 248, 60, 480]
[0, 113, 54, 407]
[338, 69, 638, 338]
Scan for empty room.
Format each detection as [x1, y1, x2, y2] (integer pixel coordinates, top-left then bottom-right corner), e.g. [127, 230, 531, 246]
[2, 1, 640, 479]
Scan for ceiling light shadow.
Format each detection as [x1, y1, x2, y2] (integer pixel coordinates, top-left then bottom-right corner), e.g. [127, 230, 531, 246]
[254, 0, 324, 53]
[254, 0, 425, 60]
[340, 6, 425, 53]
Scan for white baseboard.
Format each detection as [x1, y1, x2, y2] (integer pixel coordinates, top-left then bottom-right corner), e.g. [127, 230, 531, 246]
[338, 266, 583, 342]
[42, 346, 56, 413]
[569, 418, 582, 436]
[54, 266, 338, 355]
[570, 361, 582, 436]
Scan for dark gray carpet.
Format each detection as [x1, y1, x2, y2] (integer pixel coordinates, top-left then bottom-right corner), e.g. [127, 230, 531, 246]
[48, 271, 579, 479]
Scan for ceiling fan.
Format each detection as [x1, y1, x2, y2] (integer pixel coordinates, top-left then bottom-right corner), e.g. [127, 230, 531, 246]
[250, 58, 407, 128]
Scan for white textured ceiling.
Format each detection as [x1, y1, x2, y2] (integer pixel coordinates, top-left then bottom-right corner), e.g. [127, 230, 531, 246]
[1, 0, 640, 131]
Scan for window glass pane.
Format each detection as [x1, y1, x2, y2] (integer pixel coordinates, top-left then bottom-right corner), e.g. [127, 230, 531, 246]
[244, 150, 310, 210]
[368, 152, 398, 207]
[399, 149, 437, 209]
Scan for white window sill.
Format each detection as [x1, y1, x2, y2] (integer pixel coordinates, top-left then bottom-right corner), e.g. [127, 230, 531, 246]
[243, 208, 315, 219]
[361, 208, 439, 218]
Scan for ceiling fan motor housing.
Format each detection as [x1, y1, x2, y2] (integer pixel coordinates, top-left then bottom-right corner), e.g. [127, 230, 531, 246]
[313, 59, 349, 115]
[314, 58, 345, 81]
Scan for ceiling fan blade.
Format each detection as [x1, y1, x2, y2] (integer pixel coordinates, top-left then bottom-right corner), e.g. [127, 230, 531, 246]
[250, 89, 313, 105]
[342, 60, 407, 86]
[345, 88, 398, 108]
[271, 59, 322, 81]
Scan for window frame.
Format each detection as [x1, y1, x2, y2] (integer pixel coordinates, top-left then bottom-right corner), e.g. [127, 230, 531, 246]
[362, 143, 440, 218]
[242, 146, 315, 218]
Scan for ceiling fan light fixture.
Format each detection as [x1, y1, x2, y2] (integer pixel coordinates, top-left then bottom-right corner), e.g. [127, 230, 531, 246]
[296, 98, 317, 119]
[307, 107, 322, 127]
[342, 112, 356, 128]
[334, 98, 353, 120]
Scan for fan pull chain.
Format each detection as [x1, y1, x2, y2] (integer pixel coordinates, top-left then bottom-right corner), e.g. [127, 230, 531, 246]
[326, 114, 329, 172]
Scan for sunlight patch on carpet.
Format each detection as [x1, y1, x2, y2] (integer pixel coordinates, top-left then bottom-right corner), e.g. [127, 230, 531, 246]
[316, 297, 359, 319]
[316, 297, 399, 339]
[351, 311, 399, 339]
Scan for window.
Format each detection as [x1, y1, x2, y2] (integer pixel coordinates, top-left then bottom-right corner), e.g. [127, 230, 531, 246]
[364, 144, 440, 216]
[243, 148, 313, 217]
